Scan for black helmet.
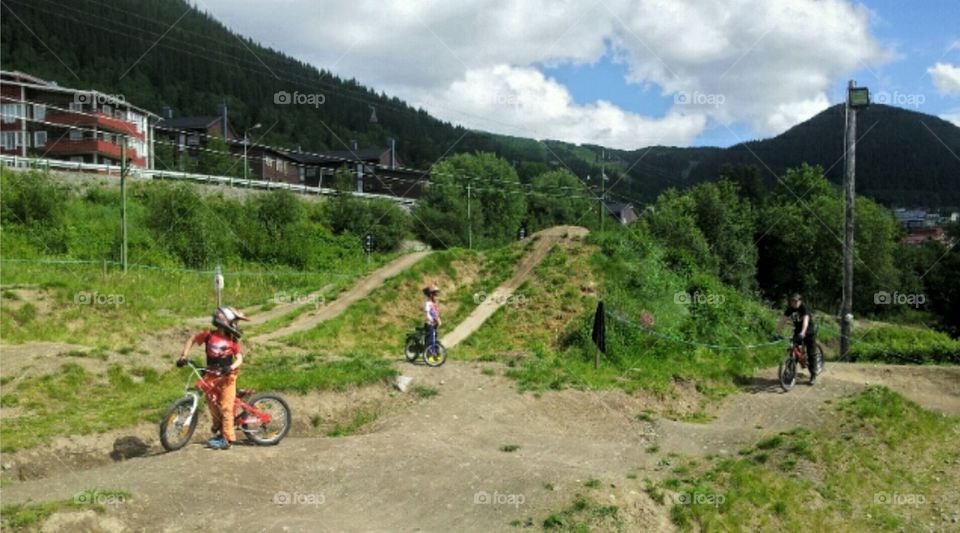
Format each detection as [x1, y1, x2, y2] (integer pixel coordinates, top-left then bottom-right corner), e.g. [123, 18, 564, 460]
[789, 293, 802, 302]
[212, 306, 249, 337]
[422, 285, 440, 297]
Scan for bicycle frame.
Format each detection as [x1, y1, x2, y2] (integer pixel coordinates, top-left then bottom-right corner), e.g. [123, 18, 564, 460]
[789, 340, 809, 369]
[180, 362, 274, 429]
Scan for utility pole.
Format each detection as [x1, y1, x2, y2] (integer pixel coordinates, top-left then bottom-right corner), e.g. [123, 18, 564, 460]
[598, 149, 606, 231]
[120, 141, 128, 273]
[467, 183, 472, 249]
[841, 81, 870, 359]
[214, 265, 223, 307]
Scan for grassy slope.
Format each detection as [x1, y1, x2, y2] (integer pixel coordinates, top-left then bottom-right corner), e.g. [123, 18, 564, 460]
[283, 242, 526, 354]
[642, 387, 960, 532]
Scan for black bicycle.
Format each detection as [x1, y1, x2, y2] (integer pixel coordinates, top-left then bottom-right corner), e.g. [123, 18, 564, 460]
[404, 325, 447, 367]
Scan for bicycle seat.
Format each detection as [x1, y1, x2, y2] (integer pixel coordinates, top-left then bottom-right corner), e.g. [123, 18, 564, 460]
[237, 388, 256, 398]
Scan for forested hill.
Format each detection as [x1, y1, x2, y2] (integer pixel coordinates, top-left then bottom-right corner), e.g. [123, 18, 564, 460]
[0, 0, 554, 170]
[608, 104, 960, 207]
[3, 0, 959, 207]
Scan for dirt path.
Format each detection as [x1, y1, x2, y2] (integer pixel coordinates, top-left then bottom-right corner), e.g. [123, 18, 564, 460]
[5, 361, 956, 532]
[442, 226, 589, 348]
[253, 252, 431, 342]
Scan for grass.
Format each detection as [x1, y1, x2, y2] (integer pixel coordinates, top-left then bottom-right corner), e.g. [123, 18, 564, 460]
[284, 244, 524, 355]
[496, 231, 783, 395]
[326, 408, 379, 437]
[542, 493, 623, 532]
[500, 444, 521, 453]
[457, 241, 597, 361]
[1, 489, 130, 530]
[0, 353, 396, 452]
[413, 385, 439, 398]
[652, 387, 959, 531]
[0, 261, 372, 350]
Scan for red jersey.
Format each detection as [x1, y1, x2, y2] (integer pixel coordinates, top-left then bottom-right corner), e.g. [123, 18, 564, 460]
[193, 330, 241, 369]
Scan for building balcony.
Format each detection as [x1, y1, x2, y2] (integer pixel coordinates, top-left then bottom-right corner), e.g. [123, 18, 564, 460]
[45, 111, 144, 139]
[44, 139, 139, 161]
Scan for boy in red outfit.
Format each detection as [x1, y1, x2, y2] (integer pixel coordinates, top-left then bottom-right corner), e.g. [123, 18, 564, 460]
[177, 306, 248, 450]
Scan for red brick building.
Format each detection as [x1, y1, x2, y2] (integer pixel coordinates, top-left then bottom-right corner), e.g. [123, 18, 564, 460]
[0, 70, 156, 168]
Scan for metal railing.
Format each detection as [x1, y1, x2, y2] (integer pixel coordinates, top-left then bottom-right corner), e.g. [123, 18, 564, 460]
[0, 155, 416, 206]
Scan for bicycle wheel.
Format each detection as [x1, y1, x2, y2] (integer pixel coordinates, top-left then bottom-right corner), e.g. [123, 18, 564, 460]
[404, 338, 421, 362]
[423, 342, 447, 367]
[160, 396, 200, 451]
[241, 394, 291, 445]
[815, 342, 826, 374]
[778, 352, 797, 392]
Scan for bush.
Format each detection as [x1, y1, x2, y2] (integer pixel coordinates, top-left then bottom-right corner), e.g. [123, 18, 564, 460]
[848, 326, 960, 364]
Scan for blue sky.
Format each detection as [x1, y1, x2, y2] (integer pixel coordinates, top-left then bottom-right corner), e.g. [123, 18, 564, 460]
[540, 0, 960, 146]
[208, 0, 960, 149]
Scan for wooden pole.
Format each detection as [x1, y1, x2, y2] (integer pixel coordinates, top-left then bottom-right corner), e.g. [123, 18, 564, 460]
[120, 142, 128, 273]
[840, 81, 857, 359]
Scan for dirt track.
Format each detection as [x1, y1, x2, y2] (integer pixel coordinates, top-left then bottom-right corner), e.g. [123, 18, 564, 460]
[442, 226, 589, 348]
[3, 361, 958, 532]
[253, 252, 430, 342]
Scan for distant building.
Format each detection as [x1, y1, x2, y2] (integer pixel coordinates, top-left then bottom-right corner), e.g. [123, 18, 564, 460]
[0, 70, 156, 168]
[604, 201, 638, 225]
[287, 139, 428, 198]
[155, 104, 237, 171]
[901, 227, 949, 246]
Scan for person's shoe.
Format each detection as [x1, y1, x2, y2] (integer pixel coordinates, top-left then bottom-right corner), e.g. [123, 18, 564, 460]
[208, 436, 231, 450]
[809, 375, 818, 386]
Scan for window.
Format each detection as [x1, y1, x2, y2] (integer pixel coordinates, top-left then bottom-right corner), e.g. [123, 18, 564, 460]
[69, 129, 83, 141]
[33, 104, 46, 121]
[1, 103, 22, 123]
[102, 104, 112, 116]
[70, 156, 84, 163]
[34, 131, 47, 147]
[187, 134, 200, 146]
[69, 101, 83, 112]
[1, 131, 22, 150]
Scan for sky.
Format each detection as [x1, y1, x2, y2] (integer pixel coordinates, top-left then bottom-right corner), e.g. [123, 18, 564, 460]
[201, 0, 960, 149]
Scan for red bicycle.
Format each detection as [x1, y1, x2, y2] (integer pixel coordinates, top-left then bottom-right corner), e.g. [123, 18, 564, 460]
[778, 337, 825, 391]
[160, 360, 291, 451]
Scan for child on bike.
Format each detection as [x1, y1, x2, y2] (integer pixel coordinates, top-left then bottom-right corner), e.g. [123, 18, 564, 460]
[777, 293, 821, 385]
[177, 306, 249, 450]
[423, 285, 442, 349]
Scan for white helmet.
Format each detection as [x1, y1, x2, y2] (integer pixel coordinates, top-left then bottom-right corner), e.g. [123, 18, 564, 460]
[212, 306, 249, 337]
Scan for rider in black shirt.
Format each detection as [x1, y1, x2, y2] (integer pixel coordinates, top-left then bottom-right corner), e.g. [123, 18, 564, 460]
[778, 293, 822, 385]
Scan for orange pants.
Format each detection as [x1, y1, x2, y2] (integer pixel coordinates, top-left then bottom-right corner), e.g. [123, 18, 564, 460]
[207, 373, 237, 442]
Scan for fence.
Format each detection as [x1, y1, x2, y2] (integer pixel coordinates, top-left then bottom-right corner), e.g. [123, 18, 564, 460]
[0, 155, 416, 208]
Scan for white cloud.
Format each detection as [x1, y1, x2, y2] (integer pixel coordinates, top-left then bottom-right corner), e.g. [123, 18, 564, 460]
[942, 110, 960, 127]
[201, 0, 888, 147]
[421, 64, 706, 148]
[928, 63, 960, 95]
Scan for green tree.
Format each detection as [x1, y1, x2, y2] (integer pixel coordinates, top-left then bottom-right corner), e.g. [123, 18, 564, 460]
[525, 170, 593, 232]
[414, 152, 526, 248]
[197, 135, 240, 177]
